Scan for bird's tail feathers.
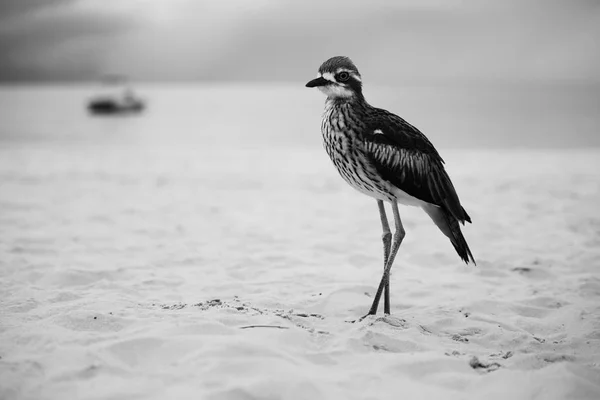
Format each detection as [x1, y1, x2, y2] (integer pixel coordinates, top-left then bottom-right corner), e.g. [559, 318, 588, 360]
[423, 205, 476, 265]
[461, 206, 472, 224]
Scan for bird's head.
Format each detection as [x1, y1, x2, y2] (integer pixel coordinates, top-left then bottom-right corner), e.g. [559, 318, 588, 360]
[305, 56, 363, 100]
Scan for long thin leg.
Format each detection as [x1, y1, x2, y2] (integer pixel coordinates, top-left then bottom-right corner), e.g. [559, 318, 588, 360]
[368, 201, 405, 316]
[377, 200, 392, 314]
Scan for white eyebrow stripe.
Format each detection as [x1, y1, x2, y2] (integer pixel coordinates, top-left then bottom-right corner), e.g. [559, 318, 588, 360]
[321, 72, 335, 82]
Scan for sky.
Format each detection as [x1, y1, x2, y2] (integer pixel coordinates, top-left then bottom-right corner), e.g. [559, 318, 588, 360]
[0, 0, 599, 83]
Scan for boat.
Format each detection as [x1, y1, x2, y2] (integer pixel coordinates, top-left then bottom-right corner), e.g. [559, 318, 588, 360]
[87, 76, 146, 115]
[87, 96, 145, 115]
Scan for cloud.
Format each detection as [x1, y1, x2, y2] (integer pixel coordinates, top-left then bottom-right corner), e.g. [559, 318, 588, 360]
[0, 0, 140, 81]
[0, 0, 75, 21]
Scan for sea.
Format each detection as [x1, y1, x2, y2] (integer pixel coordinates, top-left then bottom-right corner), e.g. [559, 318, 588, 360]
[1, 83, 599, 149]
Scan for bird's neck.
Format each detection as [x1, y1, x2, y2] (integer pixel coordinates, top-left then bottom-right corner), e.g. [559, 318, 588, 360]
[325, 94, 367, 109]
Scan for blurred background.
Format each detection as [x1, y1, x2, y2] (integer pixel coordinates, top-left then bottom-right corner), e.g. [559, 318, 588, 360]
[0, 0, 599, 147]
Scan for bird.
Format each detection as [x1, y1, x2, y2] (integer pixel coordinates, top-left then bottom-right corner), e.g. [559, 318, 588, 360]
[305, 56, 475, 317]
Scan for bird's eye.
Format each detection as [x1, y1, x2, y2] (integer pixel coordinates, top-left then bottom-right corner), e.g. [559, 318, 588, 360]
[337, 72, 350, 82]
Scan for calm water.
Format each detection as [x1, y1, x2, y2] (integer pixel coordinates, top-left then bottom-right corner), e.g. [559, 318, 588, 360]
[0, 83, 599, 150]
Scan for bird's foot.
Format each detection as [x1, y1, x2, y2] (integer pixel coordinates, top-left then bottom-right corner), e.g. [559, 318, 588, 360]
[346, 311, 386, 324]
[346, 313, 407, 328]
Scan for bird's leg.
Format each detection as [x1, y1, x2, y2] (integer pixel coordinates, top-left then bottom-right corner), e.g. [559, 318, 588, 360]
[368, 201, 405, 316]
[377, 200, 392, 314]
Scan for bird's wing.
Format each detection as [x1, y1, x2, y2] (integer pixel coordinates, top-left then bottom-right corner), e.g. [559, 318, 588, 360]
[362, 107, 471, 223]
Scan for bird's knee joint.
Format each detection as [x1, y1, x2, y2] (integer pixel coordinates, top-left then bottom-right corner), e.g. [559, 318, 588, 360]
[396, 227, 406, 240]
[381, 232, 392, 242]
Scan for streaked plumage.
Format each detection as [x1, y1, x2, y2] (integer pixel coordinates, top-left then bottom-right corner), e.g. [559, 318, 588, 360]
[306, 56, 475, 317]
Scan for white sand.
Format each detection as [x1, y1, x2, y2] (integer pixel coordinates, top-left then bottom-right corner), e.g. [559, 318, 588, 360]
[1, 87, 600, 399]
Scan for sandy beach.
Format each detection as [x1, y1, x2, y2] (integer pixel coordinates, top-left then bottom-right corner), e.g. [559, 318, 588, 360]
[1, 86, 600, 399]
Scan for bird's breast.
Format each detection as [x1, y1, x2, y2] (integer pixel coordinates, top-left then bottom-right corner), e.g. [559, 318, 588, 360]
[321, 108, 354, 161]
[320, 105, 395, 201]
[321, 103, 359, 150]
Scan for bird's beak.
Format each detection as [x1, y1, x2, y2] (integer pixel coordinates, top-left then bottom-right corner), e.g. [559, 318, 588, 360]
[305, 76, 329, 88]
